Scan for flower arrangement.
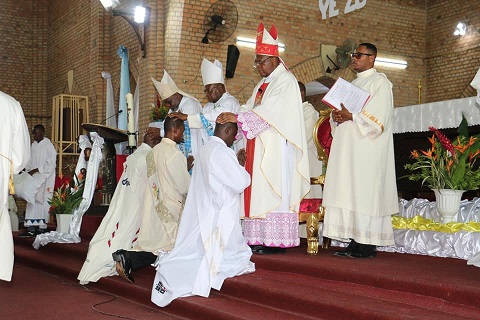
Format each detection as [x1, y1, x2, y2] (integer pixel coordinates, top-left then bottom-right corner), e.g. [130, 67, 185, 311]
[404, 117, 480, 191]
[150, 94, 169, 121]
[48, 183, 84, 215]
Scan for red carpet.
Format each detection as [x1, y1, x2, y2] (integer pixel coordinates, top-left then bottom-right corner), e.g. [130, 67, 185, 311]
[9, 219, 480, 320]
[0, 264, 183, 320]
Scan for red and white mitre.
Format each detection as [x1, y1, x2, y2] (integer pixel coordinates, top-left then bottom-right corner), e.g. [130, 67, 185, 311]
[255, 22, 279, 57]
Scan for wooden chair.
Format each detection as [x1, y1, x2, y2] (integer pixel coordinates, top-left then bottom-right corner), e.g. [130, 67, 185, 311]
[299, 109, 332, 255]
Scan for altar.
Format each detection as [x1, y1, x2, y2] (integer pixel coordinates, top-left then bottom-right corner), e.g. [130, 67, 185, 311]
[393, 97, 480, 199]
[380, 96, 480, 267]
[393, 96, 479, 134]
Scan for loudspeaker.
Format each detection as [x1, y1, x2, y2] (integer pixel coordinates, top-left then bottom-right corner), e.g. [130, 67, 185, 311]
[225, 45, 240, 79]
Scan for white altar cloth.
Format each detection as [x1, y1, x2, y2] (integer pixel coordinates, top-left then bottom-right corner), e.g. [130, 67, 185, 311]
[394, 96, 479, 134]
[331, 197, 480, 267]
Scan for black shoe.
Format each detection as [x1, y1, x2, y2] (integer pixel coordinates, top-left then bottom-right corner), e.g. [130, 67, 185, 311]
[19, 227, 37, 238]
[112, 250, 135, 283]
[347, 251, 376, 259]
[347, 243, 376, 259]
[333, 239, 358, 257]
[255, 247, 286, 254]
[35, 228, 48, 235]
[18, 230, 35, 238]
[250, 245, 264, 253]
[333, 250, 351, 257]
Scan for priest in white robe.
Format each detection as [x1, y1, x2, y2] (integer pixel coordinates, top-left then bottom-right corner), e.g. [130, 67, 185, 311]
[169, 58, 243, 152]
[217, 23, 310, 254]
[21, 124, 57, 236]
[0, 91, 30, 281]
[78, 124, 161, 284]
[322, 43, 397, 258]
[111, 117, 190, 283]
[151, 121, 254, 307]
[151, 70, 205, 157]
[298, 81, 322, 199]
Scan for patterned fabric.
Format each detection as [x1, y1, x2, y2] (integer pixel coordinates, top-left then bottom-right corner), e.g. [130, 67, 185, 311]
[242, 212, 300, 247]
[199, 114, 214, 137]
[255, 23, 279, 57]
[317, 116, 332, 157]
[237, 112, 271, 140]
[178, 121, 191, 157]
[299, 198, 323, 213]
[146, 150, 183, 229]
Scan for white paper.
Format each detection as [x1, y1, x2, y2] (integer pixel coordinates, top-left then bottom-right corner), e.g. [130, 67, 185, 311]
[322, 77, 370, 113]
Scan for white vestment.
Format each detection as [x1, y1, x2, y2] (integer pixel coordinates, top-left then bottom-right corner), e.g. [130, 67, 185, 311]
[135, 138, 190, 253]
[302, 101, 322, 198]
[24, 137, 57, 228]
[72, 135, 91, 187]
[77, 143, 152, 284]
[239, 64, 310, 247]
[187, 92, 244, 152]
[177, 96, 204, 156]
[151, 136, 254, 307]
[0, 91, 30, 281]
[323, 68, 397, 246]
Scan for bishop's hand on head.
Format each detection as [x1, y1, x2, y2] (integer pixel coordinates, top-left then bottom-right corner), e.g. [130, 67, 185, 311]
[216, 112, 237, 124]
[168, 112, 188, 121]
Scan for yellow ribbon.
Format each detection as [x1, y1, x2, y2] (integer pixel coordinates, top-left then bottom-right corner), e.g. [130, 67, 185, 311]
[0, 153, 14, 195]
[392, 215, 480, 233]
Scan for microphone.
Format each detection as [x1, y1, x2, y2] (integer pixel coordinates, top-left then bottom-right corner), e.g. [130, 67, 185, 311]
[100, 110, 123, 125]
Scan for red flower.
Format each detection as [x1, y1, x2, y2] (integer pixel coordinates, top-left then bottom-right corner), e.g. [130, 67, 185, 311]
[429, 127, 455, 156]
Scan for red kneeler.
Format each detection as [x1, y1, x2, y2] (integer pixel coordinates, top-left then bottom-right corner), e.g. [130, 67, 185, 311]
[299, 198, 329, 255]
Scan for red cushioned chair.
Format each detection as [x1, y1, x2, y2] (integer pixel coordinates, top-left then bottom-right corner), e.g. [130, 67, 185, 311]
[299, 109, 332, 255]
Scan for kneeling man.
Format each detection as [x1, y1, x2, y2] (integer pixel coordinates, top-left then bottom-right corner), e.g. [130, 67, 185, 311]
[151, 120, 254, 307]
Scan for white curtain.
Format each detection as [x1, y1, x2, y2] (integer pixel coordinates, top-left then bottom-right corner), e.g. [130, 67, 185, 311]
[102, 72, 116, 128]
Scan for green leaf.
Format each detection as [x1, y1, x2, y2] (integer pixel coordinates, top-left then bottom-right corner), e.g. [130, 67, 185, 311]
[458, 113, 469, 138]
[451, 157, 466, 187]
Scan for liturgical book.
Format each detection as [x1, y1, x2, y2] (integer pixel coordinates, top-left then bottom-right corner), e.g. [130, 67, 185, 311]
[322, 77, 370, 113]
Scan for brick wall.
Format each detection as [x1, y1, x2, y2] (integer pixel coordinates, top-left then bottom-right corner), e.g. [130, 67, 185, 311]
[2, 0, 479, 132]
[426, 0, 480, 103]
[178, 0, 429, 108]
[0, 0, 48, 131]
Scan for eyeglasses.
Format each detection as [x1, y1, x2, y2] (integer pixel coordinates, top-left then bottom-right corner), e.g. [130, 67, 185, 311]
[253, 56, 274, 68]
[351, 52, 373, 60]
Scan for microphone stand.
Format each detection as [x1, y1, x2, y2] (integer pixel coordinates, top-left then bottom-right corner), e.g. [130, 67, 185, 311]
[100, 110, 123, 125]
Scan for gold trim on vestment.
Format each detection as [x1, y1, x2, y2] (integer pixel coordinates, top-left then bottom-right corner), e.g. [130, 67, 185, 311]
[0, 153, 14, 194]
[360, 109, 384, 133]
[146, 151, 156, 178]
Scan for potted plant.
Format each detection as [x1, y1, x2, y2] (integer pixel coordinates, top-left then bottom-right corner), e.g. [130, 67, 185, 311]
[150, 94, 169, 121]
[48, 182, 84, 232]
[404, 116, 480, 222]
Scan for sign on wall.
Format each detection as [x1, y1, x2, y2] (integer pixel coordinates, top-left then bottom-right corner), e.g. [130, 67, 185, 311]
[319, 0, 367, 19]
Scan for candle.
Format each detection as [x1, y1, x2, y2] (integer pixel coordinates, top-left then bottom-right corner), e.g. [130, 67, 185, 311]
[126, 93, 136, 147]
